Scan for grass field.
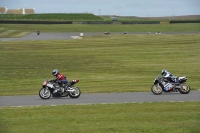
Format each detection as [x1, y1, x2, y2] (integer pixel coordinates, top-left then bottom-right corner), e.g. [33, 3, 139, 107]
[0, 27, 30, 38]
[0, 102, 200, 133]
[0, 34, 199, 96]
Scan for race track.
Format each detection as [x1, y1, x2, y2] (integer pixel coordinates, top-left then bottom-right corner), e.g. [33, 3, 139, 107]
[0, 32, 200, 41]
[0, 91, 200, 107]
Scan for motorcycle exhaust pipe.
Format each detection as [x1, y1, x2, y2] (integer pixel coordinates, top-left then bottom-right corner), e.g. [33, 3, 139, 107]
[67, 89, 75, 92]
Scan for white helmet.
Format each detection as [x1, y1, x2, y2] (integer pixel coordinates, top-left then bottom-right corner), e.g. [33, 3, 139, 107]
[161, 69, 167, 76]
[52, 69, 59, 76]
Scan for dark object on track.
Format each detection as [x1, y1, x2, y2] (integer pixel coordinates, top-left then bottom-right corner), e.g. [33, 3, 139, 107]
[37, 30, 40, 36]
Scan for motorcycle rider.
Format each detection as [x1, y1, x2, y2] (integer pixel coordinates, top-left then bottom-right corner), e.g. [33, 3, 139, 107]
[161, 69, 178, 83]
[52, 69, 68, 94]
[161, 69, 179, 91]
[37, 30, 40, 36]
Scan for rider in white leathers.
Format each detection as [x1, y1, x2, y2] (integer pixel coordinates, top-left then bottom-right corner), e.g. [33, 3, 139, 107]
[161, 69, 178, 83]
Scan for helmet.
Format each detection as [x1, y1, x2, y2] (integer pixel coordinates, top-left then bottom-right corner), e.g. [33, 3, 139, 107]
[52, 69, 59, 76]
[161, 69, 167, 76]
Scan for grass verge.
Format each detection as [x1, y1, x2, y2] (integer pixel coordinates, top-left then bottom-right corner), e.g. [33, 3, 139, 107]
[0, 102, 199, 133]
[0, 28, 30, 38]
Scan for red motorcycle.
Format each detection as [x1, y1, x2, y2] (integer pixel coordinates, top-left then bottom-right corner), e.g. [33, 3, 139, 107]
[39, 78, 81, 99]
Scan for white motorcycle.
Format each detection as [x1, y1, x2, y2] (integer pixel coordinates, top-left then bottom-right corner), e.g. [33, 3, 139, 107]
[151, 75, 190, 95]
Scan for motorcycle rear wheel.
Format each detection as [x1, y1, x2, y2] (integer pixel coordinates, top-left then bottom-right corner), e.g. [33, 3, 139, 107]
[39, 88, 52, 99]
[67, 86, 81, 98]
[151, 84, 163, 95]
[178, 83, 190, 94]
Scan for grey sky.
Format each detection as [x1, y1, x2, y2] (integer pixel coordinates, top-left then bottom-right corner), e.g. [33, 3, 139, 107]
[0, 0, 200, 17]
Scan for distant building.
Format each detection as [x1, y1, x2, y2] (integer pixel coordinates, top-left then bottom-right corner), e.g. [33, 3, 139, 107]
[24, 8, 35, 14]
[7, 9, 23, 14]
[0, 6, 7, 14]
[20, 8, 35, 14]
[0, 6, 35, 14]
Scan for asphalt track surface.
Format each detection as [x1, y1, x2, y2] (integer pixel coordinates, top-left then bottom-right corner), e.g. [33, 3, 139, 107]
[0, 32, 199, 107]
[0, 32, 200, 41]
[0, 91, 200, 107]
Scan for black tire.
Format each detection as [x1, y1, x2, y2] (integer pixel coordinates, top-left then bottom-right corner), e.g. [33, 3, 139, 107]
[39, 88, 52, 99]
[151, 84, 163, 95]
[68, 86, 81, 98]
[178, 83, 190, 94]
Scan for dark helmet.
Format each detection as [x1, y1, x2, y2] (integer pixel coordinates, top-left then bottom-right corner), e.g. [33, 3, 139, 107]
[161, 69, 167, 76]
[52, 69, 59, 76]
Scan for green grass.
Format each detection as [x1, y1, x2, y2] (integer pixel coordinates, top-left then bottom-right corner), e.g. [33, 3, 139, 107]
[0, 28, 30, 38]
[0, 27, 30, 38]
[0, 34, 200, 96]
[0, 13, 104, 21]
[0, 102, 200, 133]
[0, 23, 200, 33]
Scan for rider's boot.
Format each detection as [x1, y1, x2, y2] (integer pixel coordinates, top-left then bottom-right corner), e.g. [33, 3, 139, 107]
[60, 87, 64, 93]
[172, 88, 176, 92]
[53, 89, 58, 94]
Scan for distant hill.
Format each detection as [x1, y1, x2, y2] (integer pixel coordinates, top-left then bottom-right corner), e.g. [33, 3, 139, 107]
[100, 15, 200, 20]
[0, 13, 104, 21]
[145, 15, 200, 20]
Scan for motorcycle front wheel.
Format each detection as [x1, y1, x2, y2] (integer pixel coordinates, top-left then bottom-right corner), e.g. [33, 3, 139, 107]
[39, 88, 52, 99]
[178, 83, 190, 94]
[67, 86, 81, 98]
[151, 84, 163, 95]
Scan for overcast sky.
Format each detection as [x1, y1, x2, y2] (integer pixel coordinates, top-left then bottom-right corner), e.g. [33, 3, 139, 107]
[1, 0, 200, 17]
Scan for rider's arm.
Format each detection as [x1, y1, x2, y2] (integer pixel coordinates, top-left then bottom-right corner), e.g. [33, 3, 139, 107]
[164, 72, 171, 78]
